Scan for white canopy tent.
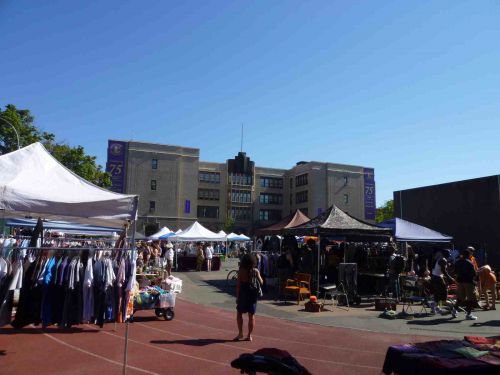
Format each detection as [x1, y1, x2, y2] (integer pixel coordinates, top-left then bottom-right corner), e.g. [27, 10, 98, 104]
[217, 230, 227, 239]
[0, 143, 139, 373]
[148, 226, 172, 240]
[0, 142, 138, 226]
[170, 221, 226, 242]
[227, 232, 251, 241]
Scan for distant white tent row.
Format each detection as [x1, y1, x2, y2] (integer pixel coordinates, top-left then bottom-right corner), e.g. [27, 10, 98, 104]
[227, 232, 251, 241]
[169, 221, 226, 242]
[148, 226, 172, 240]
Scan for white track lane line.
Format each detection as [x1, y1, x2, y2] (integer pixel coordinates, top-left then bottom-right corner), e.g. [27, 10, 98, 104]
[164, 315, 386, 355]
[134, 322, 380, 370]
[90, 326, 231, 369]
[43, 332, 159, 375]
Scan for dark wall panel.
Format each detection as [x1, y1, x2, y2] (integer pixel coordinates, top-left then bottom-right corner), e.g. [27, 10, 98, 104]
[394, 175, 500, 267]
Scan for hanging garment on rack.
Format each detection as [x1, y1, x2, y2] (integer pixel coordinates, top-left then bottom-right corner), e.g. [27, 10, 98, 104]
[11, 257, 42, 329]
[82, 257, 94, 322]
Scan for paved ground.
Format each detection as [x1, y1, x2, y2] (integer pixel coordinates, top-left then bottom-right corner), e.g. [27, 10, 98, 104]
[180, 258, 500, 339]
[1, 298, 442, 375]
[1, 259, 498, 374]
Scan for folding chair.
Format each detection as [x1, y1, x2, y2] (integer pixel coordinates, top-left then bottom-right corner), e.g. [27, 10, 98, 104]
[400, 276, 428, 315]
[322, 282, 349, 311]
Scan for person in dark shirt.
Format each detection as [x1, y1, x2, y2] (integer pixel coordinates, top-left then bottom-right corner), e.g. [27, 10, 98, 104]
[454, 248, 478, 320]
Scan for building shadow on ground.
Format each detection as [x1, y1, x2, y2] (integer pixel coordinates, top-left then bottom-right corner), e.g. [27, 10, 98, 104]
[150, 338, 235, 346]
[471, 320, 500, 328]
[130, 316, 164, 323]
[0, 327, 100, 335]
[406, 317, 463, 326]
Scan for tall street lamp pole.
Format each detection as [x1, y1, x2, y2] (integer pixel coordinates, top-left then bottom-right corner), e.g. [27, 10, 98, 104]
[0, 116, 21, 150]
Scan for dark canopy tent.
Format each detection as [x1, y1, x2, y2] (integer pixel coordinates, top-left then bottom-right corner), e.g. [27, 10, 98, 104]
[285, 205, 391, 292]
[256, 209, 310, 235]
[378, 218, 452, 243]
[285, 205, 391, 239]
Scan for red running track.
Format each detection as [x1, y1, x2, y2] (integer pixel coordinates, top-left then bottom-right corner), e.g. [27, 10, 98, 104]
[0, 298, 445, 374]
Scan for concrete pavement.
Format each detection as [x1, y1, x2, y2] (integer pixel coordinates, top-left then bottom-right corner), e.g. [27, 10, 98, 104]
[175, 258, 500, 339]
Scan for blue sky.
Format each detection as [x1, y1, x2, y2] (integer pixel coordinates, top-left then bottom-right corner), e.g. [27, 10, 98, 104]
[1, 1, 499, 204]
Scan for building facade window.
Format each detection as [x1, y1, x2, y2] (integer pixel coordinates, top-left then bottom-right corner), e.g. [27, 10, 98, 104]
[230, 207, 252, 221]
[231, 190, 251, 204]
[259, 176, 283, 189]
[149, 200, 156, 213]
[259, 209, 282, 222]
[151, 158, 158, 170]
[344, 194, 349, 204]
[295, 173, 308, 187]
[229, 173, 252, 186]
[198, 189, 220, 201]
[151, 179, 157, 191]
[344, 176, 349, 186]
[295, 190, 308, 204]
[199, 171, 221, 184]
[259, 193, 283, 205]
[197, 206, 219, 219]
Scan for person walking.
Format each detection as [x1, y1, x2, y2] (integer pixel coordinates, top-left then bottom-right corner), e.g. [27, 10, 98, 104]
[454, 248, 479, 320]
[234, 254, 263, 342]
[196, 242, 205, 272]
[205, 243, 214, 272]
[165, 242, 174, 276]
[430, 249, 456, 316]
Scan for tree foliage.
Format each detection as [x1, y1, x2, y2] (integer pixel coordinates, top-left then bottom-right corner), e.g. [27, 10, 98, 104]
[0, 104, 111, 187]
[223, 216, 235, 233]
[376, 199, 394, 223]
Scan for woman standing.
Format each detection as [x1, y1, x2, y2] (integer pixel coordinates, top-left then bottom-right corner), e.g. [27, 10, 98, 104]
[196, 242, 205, 272]
[235, 254, 263, 342]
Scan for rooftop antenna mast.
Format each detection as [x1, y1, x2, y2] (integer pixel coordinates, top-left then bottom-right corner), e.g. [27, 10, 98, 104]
[240, 123, 244, 152]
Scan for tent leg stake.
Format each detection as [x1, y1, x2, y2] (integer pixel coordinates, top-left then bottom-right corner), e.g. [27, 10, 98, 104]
[123, 219, 137, 375]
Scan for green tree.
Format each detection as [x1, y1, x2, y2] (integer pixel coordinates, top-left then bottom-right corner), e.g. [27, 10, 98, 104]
[1, 104, 111, 187]
[0, 104, 54, 153]
[376, 199, 394, 223]
[223, 216, 235, 233]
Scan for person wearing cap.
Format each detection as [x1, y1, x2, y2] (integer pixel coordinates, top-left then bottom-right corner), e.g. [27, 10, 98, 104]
[165, 242, 174, 276]
[454, 248, 479, 320]
[467, 246, 479, 271]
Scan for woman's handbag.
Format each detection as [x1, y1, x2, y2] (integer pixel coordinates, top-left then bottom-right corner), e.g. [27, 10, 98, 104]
[250, 269, 263, 298]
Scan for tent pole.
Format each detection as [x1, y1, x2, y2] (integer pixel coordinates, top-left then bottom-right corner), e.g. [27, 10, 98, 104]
[317, 233, 321, 294]
[123, 219, 137, 375]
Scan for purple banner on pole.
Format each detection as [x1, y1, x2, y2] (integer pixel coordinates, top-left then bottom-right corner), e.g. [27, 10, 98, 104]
[106, 140, 127, 193]
[363, 168, 376, 220]
[184, 200, 191, 214]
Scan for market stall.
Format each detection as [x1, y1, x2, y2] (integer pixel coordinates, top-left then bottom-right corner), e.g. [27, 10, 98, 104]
[170, 221, 226, 271]
[0, 142, 139, 373]
[285, 205, 392, 295]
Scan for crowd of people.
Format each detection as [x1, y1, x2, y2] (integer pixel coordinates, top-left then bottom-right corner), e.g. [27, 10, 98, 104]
[389, 245, 498, 321]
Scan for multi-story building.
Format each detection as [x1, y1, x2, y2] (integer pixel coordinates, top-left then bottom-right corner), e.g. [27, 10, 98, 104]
[106, 140, 377, 235]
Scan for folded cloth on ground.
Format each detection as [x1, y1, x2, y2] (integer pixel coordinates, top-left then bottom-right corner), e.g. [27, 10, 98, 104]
[453, 347, 490, 359]
[465, 336, 498, 345]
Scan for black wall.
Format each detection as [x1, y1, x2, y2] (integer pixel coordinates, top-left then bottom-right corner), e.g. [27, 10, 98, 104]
[394, 175, 500, 268]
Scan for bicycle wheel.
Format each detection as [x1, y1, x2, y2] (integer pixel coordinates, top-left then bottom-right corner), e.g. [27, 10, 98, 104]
[226, 270, 238, 287]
